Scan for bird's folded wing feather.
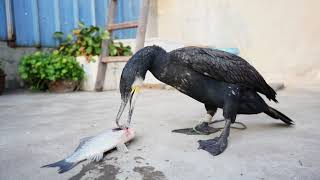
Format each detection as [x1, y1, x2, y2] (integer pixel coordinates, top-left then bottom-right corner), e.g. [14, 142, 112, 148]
[169, 47, 276, 100]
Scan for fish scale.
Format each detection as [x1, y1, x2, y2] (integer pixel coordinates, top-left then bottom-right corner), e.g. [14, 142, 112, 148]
[42, 128, 135, 173]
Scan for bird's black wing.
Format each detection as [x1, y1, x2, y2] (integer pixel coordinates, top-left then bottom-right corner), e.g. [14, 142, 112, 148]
[169, 47, 277, 102]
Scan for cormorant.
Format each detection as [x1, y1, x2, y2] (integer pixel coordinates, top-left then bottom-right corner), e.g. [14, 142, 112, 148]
[115, 45, 294, 156]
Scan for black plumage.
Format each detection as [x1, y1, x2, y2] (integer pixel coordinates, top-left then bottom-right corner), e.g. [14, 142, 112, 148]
[116, 45, 294, 156]
[170, 47, 277, 102]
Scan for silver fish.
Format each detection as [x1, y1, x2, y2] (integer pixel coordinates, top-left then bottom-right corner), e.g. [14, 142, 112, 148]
[42, 128, 135, 173]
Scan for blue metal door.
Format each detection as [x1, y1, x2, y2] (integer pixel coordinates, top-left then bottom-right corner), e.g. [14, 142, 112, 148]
[0, 0, 141, 47]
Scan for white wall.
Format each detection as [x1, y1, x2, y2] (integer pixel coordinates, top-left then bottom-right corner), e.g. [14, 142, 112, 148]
[154, 0, 320, 85]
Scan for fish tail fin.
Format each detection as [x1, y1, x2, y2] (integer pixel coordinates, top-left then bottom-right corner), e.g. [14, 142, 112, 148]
[41, 159, 77, 174]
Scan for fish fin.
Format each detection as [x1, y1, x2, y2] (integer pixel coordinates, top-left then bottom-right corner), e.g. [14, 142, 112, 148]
[116, 143, 128, 153]
[41, 159, 77, 174]
[80, 136, 93, 144]
[74, 136, 93, 152]
[88, 153, 104, 162]
[112, 127, 122, 131]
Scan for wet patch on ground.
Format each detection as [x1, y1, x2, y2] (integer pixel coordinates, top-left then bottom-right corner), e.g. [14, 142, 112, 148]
[133, 166, 167, 180]
[68, 163, 120, 180]
[134, 156, 145, 164]
[68, 155, 166, 180]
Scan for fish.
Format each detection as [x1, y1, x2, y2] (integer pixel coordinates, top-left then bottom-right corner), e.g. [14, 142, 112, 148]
[42, 127, 135, 173]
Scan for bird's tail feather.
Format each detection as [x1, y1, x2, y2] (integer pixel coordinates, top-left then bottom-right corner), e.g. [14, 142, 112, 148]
[263, 86, 278, 103]
[265, 106, 294, 125]
[41, 159, 77, 174]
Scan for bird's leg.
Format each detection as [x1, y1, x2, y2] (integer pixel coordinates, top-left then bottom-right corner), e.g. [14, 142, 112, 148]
[193, 106, 219, 135]
[198, 118, 231, 156]
[172, 106, 221, 135]
[198, 85, 240, 155]
[194, 113, 219, 135]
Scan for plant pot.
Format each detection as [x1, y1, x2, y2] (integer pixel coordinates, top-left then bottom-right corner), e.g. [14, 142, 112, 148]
[103, 56, 131, 90]
[77, 56, 99, 91]
[77, 56, 131, 91]
[103, 56, 164, 90]
[0, 73, 5, 95]
[48, 80, 79, 93]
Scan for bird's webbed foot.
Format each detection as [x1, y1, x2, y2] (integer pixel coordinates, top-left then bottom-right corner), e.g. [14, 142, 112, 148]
[171, 122, 219, 135]
[193, 122, 220, 135]
[198, 135, 228, 156]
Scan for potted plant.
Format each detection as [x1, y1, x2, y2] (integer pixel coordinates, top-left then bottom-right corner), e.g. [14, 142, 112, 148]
[54, 22, 133, 91]
[19, 51, 84, 93]
[0, 61, 5, 95]
[103, 40, 133, 90]
[53, 22, 108, 91]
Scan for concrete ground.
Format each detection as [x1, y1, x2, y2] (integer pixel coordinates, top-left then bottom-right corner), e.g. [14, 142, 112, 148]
[0, 87, 320, 180]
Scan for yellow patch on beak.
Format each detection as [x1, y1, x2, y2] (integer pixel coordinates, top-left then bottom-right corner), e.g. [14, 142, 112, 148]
[131, 86, 141, 94]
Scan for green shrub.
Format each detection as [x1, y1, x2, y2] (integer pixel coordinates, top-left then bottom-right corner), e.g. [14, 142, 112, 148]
[54, 22, 110, 62]
[54, 22, 132, 61]
[108, 40, 133, 56]
[19, 51, 84, 90]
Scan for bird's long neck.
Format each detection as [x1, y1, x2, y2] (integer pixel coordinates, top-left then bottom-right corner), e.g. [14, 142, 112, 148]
[125, 45, 168, 80]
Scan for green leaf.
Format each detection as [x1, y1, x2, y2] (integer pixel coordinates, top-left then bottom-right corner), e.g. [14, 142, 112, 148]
[78, 21, 85, 28]
[72, 29, 81, 35]
[18, 66, 25, 73]
[66, 34, 73, 41]
[123, 51, 132, 56]
[101, 31, 110, 40]
[80, 28, 90, 36]
[52, 50, 59, 55]
[53, 31, 64, 39]
[62, 58, 67, 63]
[21, 73, 28, 79]
[92, 42, 101, 47]
[86, 47, 93, 54]
[34, 51, 41, 56]
[87, 38, 93, 46]
[30, 59, 36, 65]
[94, 47, 101, 55]
[109, 47, 117, 56]
[91, 26, 100, 32]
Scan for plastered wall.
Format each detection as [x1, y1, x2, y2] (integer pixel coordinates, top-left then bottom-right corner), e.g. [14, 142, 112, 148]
[155, 0, 320, 85]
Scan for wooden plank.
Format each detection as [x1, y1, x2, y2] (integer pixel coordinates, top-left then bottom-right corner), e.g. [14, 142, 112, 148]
[94, 0, 117, 91]
[107, 21, 138, 31]
[135, 0, 150, 51]
[120, 0, 140, 38]
[101, 56, 131, 63]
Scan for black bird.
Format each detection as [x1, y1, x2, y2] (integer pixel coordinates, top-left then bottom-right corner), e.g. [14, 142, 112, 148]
[115, 45, 294, 156]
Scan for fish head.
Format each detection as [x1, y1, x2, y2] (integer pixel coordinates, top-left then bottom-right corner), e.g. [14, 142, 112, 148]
[123, 127, 135, 141]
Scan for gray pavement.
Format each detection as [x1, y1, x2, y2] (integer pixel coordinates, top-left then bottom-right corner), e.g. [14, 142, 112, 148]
[0, 87, 320, 180]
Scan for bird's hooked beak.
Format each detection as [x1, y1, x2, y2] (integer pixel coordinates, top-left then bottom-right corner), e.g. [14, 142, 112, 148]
[116, 85, 141, 129]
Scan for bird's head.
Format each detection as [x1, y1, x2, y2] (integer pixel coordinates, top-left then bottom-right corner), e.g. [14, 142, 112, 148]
[115, 61, 145, 129]
[115, 45, 166, 129]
